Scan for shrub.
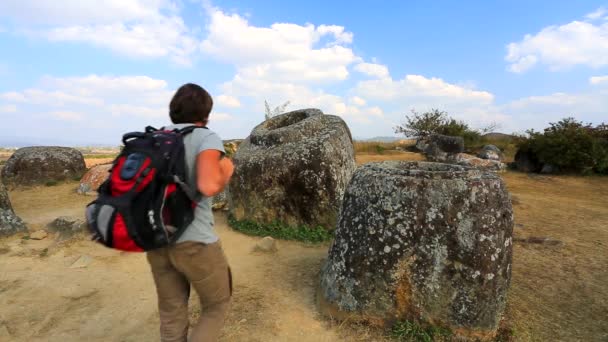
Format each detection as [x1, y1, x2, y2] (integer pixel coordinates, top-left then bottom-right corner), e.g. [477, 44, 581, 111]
[516, 118, 608, 175]
[394, 109, 493, 148]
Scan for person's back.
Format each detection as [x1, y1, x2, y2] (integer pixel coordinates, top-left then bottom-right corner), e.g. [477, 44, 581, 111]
[146, 83, 234, 342]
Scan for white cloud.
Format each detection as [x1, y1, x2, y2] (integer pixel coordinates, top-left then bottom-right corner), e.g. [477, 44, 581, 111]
[349, 96, 366, 106]
[586, 7, 607, 20]
[0, 75, 178, 143]
[0, 91, 26, 102]
[355, 74, 494, 103]
[0, 0, 175, 25]
[0, 104, 17, 113]
[354, 62, 390, 79]
[590, 75, 608, 85]
[216, 95, 241, 108]
[201, 8, 357, 83]
[51, 110, 84, 121]
[211, 112, 234, 121]
[501, 89, 608, 131]
[2, 0, 198, 65]
[506, 11, 608, 73]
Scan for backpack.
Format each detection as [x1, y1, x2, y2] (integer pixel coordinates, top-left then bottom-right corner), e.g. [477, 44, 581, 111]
[85, 125, 205, 252]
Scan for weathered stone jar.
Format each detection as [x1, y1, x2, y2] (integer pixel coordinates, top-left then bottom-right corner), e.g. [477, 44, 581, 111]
[2, 146, 86, 186]
[0, 180, 27, 236]
[318, 161, 513, 340]
[229, 108, 356, 229]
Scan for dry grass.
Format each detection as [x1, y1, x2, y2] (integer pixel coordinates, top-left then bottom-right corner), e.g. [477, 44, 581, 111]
[353, 140, 415, 154]
[356, 151, 426, 165]
[501, 172, 608, 341]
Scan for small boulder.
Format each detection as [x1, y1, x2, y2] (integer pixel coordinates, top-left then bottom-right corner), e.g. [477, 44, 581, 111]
[252, 236, 278, 253]
[427, 134, 465, 154]
[540, 164, 559, 174]
[47, 216, 87, 237]
[0, 181, 27, 236]
[514, 149, 542, 173]
[1, 146, 86, 187]
[415, 138, 429, 152]
[29, 230, 48, 240]
[478, 145, 503, 161]
[449, 153, 506, 172]
[69, 255, 93, 269]
[78, 164, 112, 195]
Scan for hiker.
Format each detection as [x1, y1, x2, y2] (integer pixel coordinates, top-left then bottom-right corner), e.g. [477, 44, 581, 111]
[146, 83, 234, 341]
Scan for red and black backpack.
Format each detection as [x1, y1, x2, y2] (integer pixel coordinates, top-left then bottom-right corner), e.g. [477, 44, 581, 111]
[85, 125, 205, 252]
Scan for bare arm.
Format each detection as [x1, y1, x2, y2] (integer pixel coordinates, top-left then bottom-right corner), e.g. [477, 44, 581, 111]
[196, 150, 234, 197]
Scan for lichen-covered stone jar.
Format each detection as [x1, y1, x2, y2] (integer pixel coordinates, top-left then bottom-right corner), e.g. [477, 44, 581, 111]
[318, 161, 513, 340]
[229, 108, 356, 230]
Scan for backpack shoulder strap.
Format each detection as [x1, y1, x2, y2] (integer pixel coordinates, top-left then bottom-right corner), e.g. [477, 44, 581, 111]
[178, 125, 208, 136]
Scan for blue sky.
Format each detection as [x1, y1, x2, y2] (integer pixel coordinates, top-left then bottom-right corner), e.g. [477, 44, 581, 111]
[0, 1, 607, 145]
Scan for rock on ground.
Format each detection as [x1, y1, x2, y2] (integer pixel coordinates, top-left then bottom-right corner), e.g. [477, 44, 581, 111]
[478, 145, 503, 161]
[1, 146, 86, 187]
[448, 153, 506, 172]
[0, 180, 27, 236]
[229, 108, 356, 230]
[47, 216, 87, 237]
[540, 164, 559, 174]
[318, 161, 513, 340]
[514, 149, 542, 173]
[427, 134, 465, 154]
[252, 236, 278, 253]
[29, 230, 48, 240]
[77, 163, 112, 195]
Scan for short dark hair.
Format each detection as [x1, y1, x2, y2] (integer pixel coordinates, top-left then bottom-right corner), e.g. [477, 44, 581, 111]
[169, 83, 213, 124]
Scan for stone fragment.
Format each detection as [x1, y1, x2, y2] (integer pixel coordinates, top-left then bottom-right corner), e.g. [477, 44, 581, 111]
[78, 163, 112, 195]
[478, 145, 503, 161]
[252, 236, 278, 253]
[69, 255, 93, 269]
[29, 230, 48, 240]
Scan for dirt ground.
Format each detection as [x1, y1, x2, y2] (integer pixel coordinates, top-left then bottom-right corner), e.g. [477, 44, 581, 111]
[0, 153, 607, 341]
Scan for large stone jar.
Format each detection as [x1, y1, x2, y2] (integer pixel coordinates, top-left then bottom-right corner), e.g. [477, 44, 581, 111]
[0, 180, 27, 236]
[318, 161, 513, 340]
[229, 108, 356, 230]
[2, 146, 86, 186]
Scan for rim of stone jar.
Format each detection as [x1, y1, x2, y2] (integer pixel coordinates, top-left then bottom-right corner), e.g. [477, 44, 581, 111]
[361, 161, 498, 180]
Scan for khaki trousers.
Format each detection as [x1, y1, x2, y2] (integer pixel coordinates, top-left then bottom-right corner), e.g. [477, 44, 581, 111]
[147, 241, 232, 342]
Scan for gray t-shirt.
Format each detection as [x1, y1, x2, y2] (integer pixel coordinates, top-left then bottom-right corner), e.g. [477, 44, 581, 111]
[164, 123, 225, 244]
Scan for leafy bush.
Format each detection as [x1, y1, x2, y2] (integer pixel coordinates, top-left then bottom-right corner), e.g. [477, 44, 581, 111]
[394, 109, 494, 148]
[228, 215, 333, 243]
[516, 118, 608, 175]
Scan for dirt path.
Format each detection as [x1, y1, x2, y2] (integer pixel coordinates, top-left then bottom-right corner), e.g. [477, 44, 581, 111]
[0, 183, 384, 342]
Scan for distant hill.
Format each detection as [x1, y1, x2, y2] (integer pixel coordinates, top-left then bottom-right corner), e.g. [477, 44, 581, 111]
[356, 136, 402, 142]
[482, 132, 517, 141]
